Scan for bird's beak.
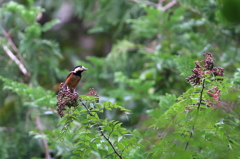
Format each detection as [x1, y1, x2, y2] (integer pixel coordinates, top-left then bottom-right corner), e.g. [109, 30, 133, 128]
[83, 67, 88, 71]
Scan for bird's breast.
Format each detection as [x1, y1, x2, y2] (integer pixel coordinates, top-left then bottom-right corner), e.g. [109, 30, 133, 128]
[65, 73, 81, 90]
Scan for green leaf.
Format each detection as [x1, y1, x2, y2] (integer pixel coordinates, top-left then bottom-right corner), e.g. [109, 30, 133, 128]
[42, 19, 60, 32]
[57, 118, 68, 125]
[104, 144, 109, 151]
[118, 136, 123, 142]
[104, 126, 112, 132]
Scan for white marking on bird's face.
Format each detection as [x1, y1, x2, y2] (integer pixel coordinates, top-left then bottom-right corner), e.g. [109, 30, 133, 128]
[73, 66, 88, 73]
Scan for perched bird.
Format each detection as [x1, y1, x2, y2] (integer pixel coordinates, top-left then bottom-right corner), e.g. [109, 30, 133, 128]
[64, 65, 88, 93]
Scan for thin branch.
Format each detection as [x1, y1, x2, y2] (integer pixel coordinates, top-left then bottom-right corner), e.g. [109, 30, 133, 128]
[129, 0, 160, 8]
[197, 79, 205, 110]
[185, 79, 205, 150]
[80, 100, 123, 159]
[157, 0, 164, 8]
[163, 0, 177, 11]
[129, 0, 177, 11]
[185, 126, 194, 150]
[35, 116, 51, 159]
[2, 44, 30, 77]
[121, 143, 134, 156]
[104, 152, 115, 159]
[1, 28, 26, 65]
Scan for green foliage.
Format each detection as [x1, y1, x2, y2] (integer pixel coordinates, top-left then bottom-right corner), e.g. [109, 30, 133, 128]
[56, 94, 138, 158]
[0, 1, 61, 85]
[232, 68, 240, 87]
[147, 57, 240, 158]
[128, 6, 163, 39]
[217, 0, 240, 24]
[72, 0, 141, 36]
[0, 76, 57, 158]
[0, 76, 56, 108]
[175, 56, 195, 77]
[1, 0, 240, 158]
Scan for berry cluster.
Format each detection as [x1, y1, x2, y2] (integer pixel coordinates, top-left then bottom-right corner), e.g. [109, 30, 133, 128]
[56, 83, 79, 117]
[203, 52, 214, 70]
[56, 84, 100, 117]
[186, 53, 224, 85]
[86, 88, 99, 103]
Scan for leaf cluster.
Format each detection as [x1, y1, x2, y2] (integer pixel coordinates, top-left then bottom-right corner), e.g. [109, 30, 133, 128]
[57, 95, 138, 159]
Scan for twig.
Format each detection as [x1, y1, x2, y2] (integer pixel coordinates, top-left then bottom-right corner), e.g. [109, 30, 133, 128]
[35, 116, 51, 159]
[129, 0, 177, 11]
[163, 0, 177, 11]
[185, 126, 194, 150]
[108, 126, 115, 140]
[129, 0, 159, 8]
[80, 100, 123, 159]
[157, 0, 164, 8]
[1, 28, 26, 65]
[104, 152, 115, 159]
[121, 143, 134, 156]
[2, 45, 30, 77]
[185, 79, 205, 150]
[197, 79, 205, 110]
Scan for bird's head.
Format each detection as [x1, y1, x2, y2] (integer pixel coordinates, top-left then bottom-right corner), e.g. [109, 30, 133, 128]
[73, 65, 88, 74]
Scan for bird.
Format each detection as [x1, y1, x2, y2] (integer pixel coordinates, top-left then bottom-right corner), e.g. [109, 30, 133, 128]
[64, 65, 88, 93]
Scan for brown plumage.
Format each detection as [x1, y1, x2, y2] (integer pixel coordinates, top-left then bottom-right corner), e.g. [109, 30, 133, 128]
[64, 65, 87, 93]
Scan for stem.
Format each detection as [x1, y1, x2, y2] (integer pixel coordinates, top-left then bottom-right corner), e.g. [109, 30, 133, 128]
[80, 101, 123, 159]
[185, 126, 194, 150]
[185, 79, 205, 150]
[128, 0, 177, 10]
[197, 79, 205, 111]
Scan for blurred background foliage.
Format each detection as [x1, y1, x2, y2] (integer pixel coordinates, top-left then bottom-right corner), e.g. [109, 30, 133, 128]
[0, 0, 240, 158]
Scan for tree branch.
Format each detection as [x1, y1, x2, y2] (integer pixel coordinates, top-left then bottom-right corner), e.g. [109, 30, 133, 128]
[1, 28, 26, 65]
[163, 0, 177, 11]
[2, 45, 29, 77]
[129, 0, 177, 11]
[185, 79, 205, 150]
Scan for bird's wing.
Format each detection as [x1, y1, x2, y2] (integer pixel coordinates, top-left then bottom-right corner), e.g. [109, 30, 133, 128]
[65, 71, 74, 81]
